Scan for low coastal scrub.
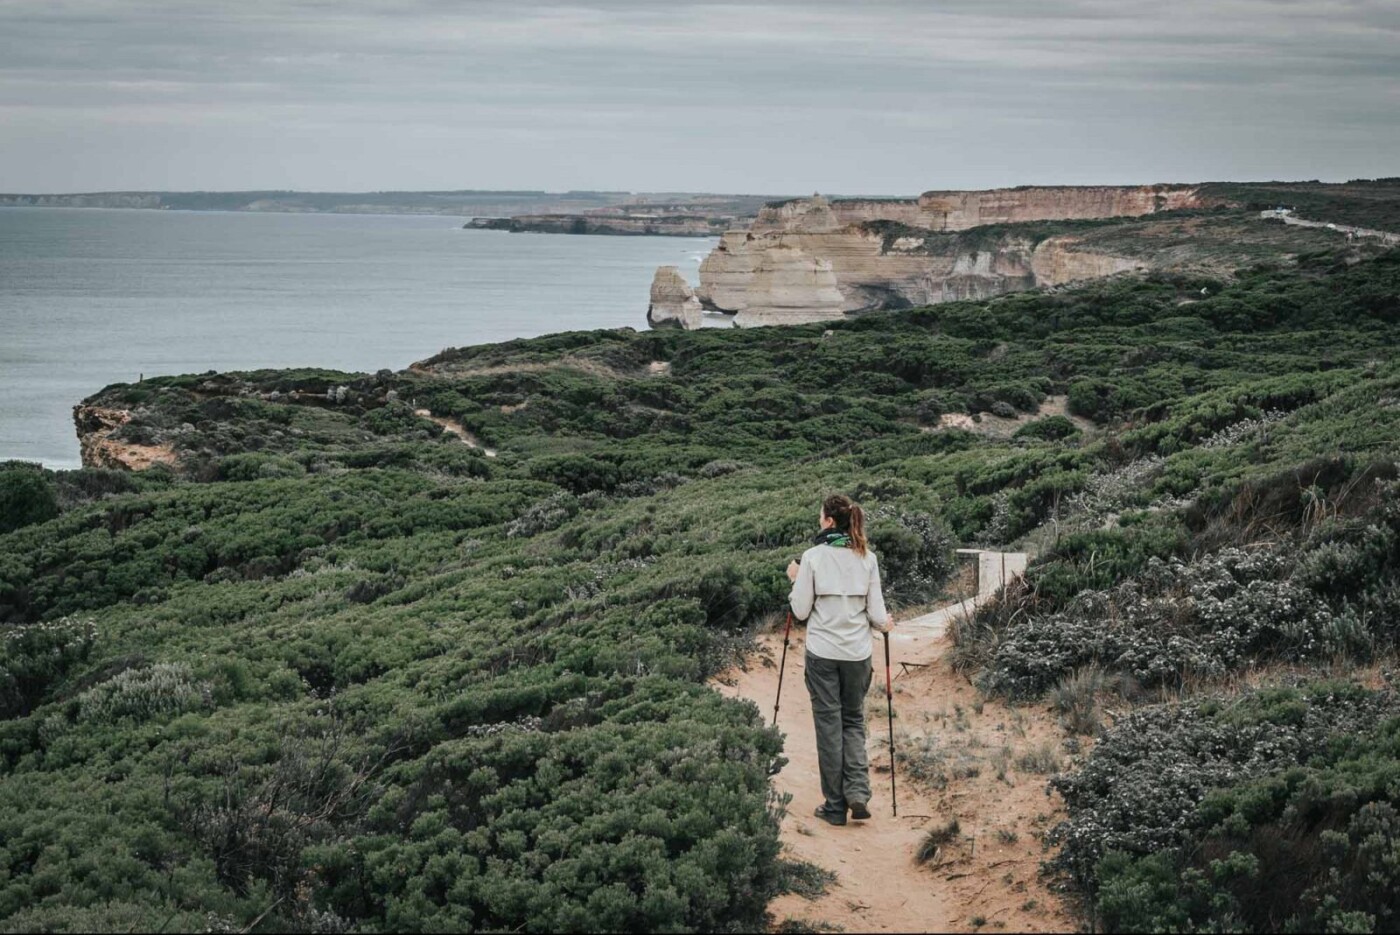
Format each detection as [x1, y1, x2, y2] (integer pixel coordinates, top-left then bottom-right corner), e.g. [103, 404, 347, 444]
[982, 534, 1386, 699]
[940, 250, 1400, 932]
[1, 249, 1398, 930]
[0, 463, 59, 533]
[1052, 682, 1400, 933]
[1202, 178, 1400, 232]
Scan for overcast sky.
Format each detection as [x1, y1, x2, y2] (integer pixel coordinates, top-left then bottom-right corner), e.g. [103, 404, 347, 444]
[1, 0, 1396, 195]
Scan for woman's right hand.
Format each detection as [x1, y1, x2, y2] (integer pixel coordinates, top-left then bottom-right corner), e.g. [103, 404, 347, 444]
[786, 560, 800, 582]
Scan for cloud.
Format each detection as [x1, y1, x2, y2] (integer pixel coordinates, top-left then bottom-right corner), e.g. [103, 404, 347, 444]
[0, 0, 1395, 192]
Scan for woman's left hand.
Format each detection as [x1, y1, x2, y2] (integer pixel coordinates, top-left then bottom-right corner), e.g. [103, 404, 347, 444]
[786, 561, 800, 582]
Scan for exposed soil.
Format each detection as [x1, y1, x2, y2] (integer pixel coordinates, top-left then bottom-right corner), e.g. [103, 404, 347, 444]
[713, 602, 1075, 933]
[74, 405, 179, 471]
[933, 395, 1095, 440]
[412, 409, 497, 457]
[93, 439, 177, 471]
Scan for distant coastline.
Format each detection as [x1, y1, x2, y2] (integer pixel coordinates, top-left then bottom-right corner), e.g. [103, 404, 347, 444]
[465, 214, 740, 238]
[0, 189, 786, 220]
[0, 207, 711, 466]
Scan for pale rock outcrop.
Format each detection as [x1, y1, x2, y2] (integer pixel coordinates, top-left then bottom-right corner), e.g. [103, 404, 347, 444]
[696, 232, 759, 312]
[73, 405, 177, 471]
[912, 184, 1205, 230]
[750, 185, 1207, 232]
[728, 244, 847, 327]
[647, 266, 704, 330]
[672, 184, 1212, 326]
[701, 227, 925, 314]
[1031, 237, 1144, 285]
[938, 243, 1037, 302]
[750, 195, 847, 234]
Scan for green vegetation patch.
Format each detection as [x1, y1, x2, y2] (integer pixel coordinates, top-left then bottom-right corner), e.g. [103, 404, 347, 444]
[3, 248, 1400, 931]
[1055, 682, 1400, 933]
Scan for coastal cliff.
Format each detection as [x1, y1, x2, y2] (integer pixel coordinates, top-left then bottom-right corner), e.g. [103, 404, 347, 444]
[657, 185, 1244, 328]
[73, 404, 176, 471]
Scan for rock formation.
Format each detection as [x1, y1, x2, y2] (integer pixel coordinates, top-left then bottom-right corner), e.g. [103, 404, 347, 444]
[1031, 237, 1145, 284]
[72, 405, 177, 471]
[727, 245, 848, 328]
[664, 185, 1213, 327]
[750, 184, 1207, 233]
[646, 266, 704, 330]
[696, 233, 848, 326]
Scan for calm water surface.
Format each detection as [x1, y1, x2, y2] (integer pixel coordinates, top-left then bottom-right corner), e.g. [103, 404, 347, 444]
[0, 208, 715, 467]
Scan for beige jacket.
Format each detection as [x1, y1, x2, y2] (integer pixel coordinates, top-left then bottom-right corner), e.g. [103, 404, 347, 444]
[789, 544, 890, 662]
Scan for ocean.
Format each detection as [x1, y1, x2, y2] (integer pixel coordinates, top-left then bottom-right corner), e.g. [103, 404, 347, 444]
[0, 208, 716, 468]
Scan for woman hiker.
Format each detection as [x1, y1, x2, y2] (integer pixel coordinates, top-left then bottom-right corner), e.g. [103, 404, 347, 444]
[786, 493, 892, 827]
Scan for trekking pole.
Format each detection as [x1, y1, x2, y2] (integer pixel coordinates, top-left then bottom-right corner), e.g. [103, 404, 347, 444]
[772, 611, 794, 727]
[883, 631, 897, 817]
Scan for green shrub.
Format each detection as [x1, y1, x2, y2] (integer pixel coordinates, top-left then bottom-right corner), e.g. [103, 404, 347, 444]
[982, 546, 1355, 698]
[1050, 682, 1400, 900]
[0, 465, 59, 533]
[528, 453, 621, 493]
[1083, 709, 1400, 933]
[0, 617, 96, 718]
[1014, 415, 1080, 442]
[867, 508, 955, 603]
[218, 452, 306, 481]
[77, 662, 210, 724]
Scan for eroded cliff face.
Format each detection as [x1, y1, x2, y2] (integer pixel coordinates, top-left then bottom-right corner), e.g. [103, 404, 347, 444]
[73, 405, 177, 471]
[911, 184, 1207, 230]
[727, 245, 847, 327]
[696, 232, 849, 320]
[698, 226, 930, 316]
[935, 241, 1038, 302]
[673, 185, 1208, 326]
[1031, 236, 1146, 285]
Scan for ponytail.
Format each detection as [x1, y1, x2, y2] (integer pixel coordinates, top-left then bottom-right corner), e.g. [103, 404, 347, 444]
[848, 503, 868, 557]
[822, 493, 869, 557]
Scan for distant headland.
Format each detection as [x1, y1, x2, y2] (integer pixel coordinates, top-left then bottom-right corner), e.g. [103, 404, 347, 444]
[646, 179, 1400, 329]
[0, 188, 786, 222]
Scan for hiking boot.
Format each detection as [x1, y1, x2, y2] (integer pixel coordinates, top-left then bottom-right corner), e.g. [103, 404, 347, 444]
[813, 805, 847, 826]
[849, 801, 872, 821]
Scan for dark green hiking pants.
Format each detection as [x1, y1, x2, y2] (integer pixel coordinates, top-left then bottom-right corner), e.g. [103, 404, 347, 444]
[804, 652, 873, 814]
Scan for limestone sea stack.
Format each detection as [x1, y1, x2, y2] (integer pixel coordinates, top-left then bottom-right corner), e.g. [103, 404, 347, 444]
[646, 266, 704, 330]
[661, 185, 1212, 327]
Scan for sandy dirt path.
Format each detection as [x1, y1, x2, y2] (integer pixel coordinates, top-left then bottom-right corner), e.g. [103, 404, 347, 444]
[413, 408, 497, 456]
[714, 601, 1074, 933]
